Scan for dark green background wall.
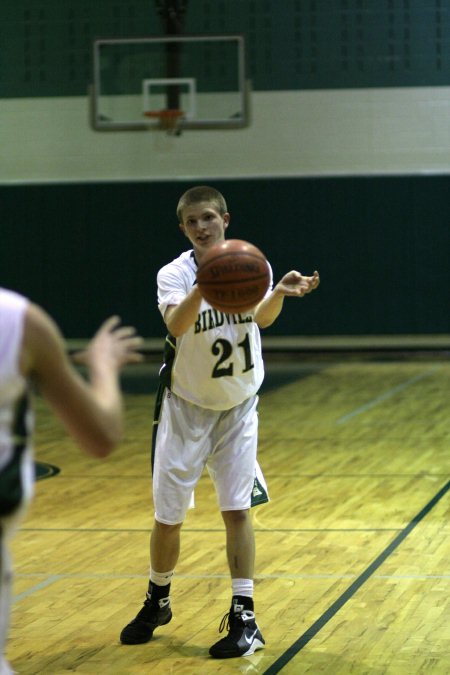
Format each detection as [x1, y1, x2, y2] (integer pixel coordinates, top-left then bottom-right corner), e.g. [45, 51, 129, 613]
[2, 176, 449, 338]
[2, 0, 449, 97]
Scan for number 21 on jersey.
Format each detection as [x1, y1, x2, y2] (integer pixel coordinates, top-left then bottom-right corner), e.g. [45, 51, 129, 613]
[211, 334, 254, 378]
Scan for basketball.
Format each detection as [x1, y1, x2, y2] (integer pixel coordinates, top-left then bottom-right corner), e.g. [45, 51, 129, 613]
[196, 239, 271, 314]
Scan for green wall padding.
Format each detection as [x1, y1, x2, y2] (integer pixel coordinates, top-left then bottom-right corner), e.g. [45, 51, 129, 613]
[1, 176, 449, 338]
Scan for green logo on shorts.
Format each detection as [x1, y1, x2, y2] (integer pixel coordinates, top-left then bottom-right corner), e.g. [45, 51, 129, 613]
[251, 476, 268, 507]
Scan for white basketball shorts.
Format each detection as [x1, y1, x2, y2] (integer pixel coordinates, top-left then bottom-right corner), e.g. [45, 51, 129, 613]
[152, 390, 264, 525]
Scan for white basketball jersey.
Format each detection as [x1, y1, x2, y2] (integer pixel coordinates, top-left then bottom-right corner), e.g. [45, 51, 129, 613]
[0, 289, 32, 470]
[157, 250, 273, 411]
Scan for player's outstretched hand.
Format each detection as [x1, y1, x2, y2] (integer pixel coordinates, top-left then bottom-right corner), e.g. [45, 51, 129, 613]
[74, 316, 144, 369]
[275, 270, 320, 297]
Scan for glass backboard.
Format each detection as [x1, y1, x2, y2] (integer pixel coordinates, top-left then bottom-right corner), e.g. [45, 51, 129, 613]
[91, 35, 249, 131]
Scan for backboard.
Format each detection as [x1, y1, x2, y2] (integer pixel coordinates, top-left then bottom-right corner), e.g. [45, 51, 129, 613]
[91, 35, 249, 131]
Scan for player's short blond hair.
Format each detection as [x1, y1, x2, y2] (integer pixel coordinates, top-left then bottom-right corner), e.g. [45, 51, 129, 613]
[176, 186, 228, 223]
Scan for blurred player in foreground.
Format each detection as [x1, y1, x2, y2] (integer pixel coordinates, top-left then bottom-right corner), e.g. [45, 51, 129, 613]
[0, 287, 143, 675]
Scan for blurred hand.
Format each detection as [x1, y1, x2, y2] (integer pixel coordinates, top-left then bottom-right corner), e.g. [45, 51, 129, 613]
[275, 270, 320, 297]
[73, 316, 143, 369]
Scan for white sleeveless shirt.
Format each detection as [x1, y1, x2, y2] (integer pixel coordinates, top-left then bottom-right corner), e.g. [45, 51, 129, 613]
[157, 250, 272, 411]
[0, 288, 33, 472]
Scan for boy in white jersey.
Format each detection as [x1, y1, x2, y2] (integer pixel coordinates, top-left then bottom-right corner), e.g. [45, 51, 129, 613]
[0, 288, 142, 675]
[120, 186, 320, 658]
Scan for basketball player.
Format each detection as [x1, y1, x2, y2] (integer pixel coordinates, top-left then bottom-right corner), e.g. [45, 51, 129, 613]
[0, 288, 142, 675]
[120, 186, 320, 658]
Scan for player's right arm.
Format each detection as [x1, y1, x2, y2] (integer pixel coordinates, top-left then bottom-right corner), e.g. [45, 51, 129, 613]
[21, 303, 143, 458]
[163, 285, 203, 337]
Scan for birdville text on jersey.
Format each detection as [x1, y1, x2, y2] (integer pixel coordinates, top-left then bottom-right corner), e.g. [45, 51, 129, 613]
[194, 309, 253, 334]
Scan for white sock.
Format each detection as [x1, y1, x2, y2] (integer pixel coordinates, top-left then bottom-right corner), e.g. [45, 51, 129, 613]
[231, 578, 254, 599]
[147, 569, 174, 602]
[150, 568, 174, 587]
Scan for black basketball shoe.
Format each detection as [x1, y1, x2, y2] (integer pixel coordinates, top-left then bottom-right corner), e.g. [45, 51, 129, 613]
[120, 597, 172, 645]
[209, 605, 265, 658]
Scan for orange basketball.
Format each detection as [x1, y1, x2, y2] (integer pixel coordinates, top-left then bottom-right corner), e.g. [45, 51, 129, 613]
[196, 239, 271, 314]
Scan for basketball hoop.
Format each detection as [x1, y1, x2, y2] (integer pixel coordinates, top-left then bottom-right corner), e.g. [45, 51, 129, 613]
[143, 109, 184, 136]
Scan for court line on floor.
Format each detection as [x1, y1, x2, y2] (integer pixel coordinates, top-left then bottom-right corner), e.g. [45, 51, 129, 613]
[261, 477, 450, 675]
[14, 568, 450, 604]
[15, 572, 450, 583]
[14, 576, 62, 602]
[336, 366, 439, 424]
[30, 471, 450, 480]
[18, 526, 401, 533]
[14, 563, 450, 603]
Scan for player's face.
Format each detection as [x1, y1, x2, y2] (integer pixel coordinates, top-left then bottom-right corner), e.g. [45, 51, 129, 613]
[179, 202, 230, 257]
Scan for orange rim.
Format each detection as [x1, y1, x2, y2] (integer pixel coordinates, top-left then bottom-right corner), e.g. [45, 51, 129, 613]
[143, 109, 184, 119]
[143, 109, 184, 132]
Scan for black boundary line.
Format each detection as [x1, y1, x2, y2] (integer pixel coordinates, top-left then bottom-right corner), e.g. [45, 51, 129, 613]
[262, 478, 450, 675]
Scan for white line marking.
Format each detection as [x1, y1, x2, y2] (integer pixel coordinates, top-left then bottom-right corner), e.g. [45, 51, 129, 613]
[336, 366, 439, 424]
[13, 575, 61, 602]
[14, 572, 450, 582]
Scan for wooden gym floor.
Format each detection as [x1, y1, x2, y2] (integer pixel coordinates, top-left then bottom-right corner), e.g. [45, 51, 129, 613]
[7, 345, 450, 674]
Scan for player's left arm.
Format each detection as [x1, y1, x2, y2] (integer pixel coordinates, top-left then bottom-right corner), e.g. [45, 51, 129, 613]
[254, 270, 320, 328]
[22, 304, 142, 457]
